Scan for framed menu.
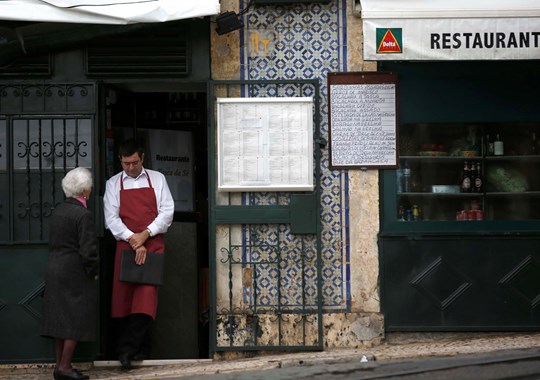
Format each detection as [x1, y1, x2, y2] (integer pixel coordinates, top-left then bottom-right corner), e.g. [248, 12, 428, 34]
[217, 97, 314, 192]
[327, 72, 398, 169]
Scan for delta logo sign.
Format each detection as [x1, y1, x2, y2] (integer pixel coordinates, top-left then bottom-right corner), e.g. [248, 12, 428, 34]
[376, 28, 402, 54]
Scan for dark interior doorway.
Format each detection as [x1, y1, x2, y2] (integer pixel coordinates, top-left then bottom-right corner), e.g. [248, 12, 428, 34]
[100, 88, 209, 359]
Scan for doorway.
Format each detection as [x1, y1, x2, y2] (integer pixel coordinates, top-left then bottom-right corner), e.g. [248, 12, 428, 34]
[100, 88, 209, 359]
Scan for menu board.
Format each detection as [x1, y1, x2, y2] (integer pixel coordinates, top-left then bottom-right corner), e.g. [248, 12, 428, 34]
[217, 97, 314, 192]
[144, 129, 193, 211]
[328, 72, 398, 169]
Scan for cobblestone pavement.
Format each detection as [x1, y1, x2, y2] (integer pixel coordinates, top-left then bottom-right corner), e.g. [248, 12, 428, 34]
[1, 332, 540, 380]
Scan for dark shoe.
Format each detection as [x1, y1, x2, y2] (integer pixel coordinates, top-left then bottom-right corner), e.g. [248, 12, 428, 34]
[119, 352, 132, 370]
[53, 368, 60, 380]
[131, 352, 149, 361]
[55, 369, 89, 380]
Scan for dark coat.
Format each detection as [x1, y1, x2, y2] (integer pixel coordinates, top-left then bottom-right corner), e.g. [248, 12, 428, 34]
[40, 197, 99, 341]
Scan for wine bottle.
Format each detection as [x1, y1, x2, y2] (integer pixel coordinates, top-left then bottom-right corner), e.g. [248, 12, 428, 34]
[473, 162, 483, 193]
[486, 134, 494, 156]
[461, 161, 471, 193]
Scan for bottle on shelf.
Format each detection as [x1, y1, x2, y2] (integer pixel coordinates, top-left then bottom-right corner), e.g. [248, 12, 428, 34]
[460, 161, 471, 193]
[402, 161, 412, 192]
[404, 208, 412, 221]
[494, 134, 504, 155]
[486, 134, 494, 156]
[473, 162, 483, 193]
[412, 205, 422, 221]
[397, 205, 405, 221]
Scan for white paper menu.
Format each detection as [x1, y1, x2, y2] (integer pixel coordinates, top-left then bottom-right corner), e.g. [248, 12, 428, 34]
[217, 97, 314, 192]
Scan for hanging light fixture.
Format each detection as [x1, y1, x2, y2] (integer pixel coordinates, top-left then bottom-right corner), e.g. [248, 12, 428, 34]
[215, 0, 253, 35]
[215, 11, 244, 35]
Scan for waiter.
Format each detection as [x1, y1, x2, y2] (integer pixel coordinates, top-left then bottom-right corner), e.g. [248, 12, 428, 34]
[104, 138, 174, 369]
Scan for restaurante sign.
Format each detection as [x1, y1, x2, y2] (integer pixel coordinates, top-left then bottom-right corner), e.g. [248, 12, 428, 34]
[359, 0, 540, 60]
[365, 18, 540, 60]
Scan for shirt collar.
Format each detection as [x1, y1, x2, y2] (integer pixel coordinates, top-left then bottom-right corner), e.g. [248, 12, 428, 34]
[122, 167, 147, 181]
[73, 196, 87, 208]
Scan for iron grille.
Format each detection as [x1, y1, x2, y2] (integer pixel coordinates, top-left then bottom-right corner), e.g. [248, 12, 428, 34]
[0, 82, 96, 244]
[85, 23, 189, 77]
[0, 55, 52, 77]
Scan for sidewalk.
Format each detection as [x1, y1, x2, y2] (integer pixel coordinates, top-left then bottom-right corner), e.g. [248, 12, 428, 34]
[2, 332, 540, 379]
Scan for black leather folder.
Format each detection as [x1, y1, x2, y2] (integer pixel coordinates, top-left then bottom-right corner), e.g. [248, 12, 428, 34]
[120, 250, 165, 286]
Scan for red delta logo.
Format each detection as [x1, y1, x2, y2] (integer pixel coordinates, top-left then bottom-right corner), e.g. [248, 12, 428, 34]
[376, 28, 402, 54]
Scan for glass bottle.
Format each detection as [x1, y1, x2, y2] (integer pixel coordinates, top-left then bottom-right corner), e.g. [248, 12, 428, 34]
[412, 205, 421, 221]
[461, 161, 471, 193]
[486, 134, 494, 156]
[398, 205, 405, 221]
[473, 162, 483, 193]
[402, 161, 412, 192]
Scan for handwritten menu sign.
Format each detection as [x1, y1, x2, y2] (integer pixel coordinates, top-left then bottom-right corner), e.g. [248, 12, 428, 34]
[328, 72, 398, 169]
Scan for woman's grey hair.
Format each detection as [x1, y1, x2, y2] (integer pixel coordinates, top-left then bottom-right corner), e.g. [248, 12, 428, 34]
[62, 167, 93, 198]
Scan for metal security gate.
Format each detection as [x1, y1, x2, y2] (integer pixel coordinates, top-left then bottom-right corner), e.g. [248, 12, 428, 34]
[208, 80, 324, 353]
[0, 82, 98, 363]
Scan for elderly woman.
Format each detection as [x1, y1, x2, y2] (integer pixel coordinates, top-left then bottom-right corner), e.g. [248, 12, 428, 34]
[41, 167, 99, 380]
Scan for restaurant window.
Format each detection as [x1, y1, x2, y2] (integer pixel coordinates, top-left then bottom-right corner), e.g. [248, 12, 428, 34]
[395, 123, 540, 223]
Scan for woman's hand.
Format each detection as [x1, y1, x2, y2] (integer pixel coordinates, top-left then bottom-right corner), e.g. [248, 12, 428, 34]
[134, 245, 148, 265]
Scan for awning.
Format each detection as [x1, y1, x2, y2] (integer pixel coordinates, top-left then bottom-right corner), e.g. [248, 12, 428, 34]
[0, 0, 220, 66]
[0, 0, 220, 24]
[359, 0, 540, 60]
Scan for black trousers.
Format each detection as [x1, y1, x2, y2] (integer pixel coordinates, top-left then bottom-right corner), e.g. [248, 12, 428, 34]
[117, 313, 152, 357]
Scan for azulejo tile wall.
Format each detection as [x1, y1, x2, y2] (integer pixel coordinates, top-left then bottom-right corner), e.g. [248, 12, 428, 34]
[238, 0, 350, 311]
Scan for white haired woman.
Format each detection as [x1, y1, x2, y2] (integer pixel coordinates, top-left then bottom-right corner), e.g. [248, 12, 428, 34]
[41, 167, 99, 380]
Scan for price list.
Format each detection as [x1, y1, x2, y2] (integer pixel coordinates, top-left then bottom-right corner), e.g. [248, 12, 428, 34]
[328, 73, 398, 169]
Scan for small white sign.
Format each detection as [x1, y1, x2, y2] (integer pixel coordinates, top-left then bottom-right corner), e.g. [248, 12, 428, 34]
[145, 129, 193, 212]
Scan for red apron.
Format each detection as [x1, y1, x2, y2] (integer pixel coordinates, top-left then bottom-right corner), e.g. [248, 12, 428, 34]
[111, 174, 165, 319]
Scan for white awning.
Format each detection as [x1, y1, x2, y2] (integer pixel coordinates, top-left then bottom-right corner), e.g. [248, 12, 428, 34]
[359, 0, 540, 60]
[0, 0, 220, 25]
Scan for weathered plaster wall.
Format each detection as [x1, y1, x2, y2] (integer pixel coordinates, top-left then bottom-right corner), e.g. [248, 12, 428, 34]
[211, 0, 241, 80]
[346, 0, 381, 316]
[211, 0, 244, 320]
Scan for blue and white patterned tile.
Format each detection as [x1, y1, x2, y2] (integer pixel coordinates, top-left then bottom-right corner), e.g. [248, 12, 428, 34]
[238, 0, 349, 311]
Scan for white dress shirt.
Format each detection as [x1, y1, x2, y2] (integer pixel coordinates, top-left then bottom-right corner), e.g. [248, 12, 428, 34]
[104, 167, 174, 242]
